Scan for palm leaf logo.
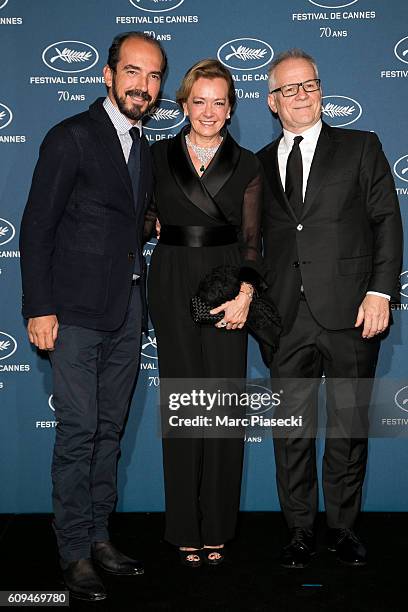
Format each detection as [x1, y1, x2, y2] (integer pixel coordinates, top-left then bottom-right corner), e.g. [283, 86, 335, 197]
[403, 49, 408, 57]
[0, 110, 5, 122]
[322, 103, 355, 118]
[225, 45, 267, 61]
[50, 47, 92, 64]
[0, 226, 9, 237]
[0, 340, 11, 352]
[142, 335, 157, 350]
[148, 107, 180, 121]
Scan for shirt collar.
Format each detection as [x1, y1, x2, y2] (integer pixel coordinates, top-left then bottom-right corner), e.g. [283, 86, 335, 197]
[103, 96, 143, 136]
[282, 119, 322, 150]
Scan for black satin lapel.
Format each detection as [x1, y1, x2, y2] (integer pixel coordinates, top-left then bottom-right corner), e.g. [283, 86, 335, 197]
[303, 123, 336, 216]
[168, 131, 225, 221]
[202, 132, 241, 198]
[90, 102, 133, 199]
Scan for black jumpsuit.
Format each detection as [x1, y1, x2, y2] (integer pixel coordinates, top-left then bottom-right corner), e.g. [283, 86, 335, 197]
[145, 128, 263, 547]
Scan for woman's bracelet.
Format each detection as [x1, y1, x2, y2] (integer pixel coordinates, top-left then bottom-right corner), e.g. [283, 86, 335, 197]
[239, 283, 254, 299]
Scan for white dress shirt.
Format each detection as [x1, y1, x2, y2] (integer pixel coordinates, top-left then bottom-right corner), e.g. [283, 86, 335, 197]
[103, 96, 142, 162]
[278, 119, 322, 200]
[277, 119, 389, 300]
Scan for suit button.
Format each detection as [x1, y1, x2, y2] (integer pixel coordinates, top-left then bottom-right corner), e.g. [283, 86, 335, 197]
[293, 261, 300, 268]
[128, 252, 135, 261]
[297, 224, 303, 231]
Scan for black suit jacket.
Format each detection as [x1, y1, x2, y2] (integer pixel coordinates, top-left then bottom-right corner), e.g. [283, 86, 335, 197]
[258, 122, 403, 333]
[20, 97, 152, 331]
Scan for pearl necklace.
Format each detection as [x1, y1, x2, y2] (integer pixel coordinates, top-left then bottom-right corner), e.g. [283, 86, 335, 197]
[185, 133, 222, 173]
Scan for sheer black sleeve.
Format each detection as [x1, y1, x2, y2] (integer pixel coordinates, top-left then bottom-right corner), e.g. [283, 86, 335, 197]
[143, 194, 158, 244]
[238, 169, 266, 289]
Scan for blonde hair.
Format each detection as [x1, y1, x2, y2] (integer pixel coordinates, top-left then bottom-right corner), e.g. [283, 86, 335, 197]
[176, 58, 236, 109]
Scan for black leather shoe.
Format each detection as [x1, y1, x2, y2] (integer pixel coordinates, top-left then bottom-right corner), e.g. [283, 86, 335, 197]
[62, 558, 107, 601]
[328, 528, 367, 566]
[92, 541, 144, 576]
[280, 528, 315, 569]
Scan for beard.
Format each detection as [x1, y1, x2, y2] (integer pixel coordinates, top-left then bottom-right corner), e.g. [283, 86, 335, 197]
[111, 75, 153, 121]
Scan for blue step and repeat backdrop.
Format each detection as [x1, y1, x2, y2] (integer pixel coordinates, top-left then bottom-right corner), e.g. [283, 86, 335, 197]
[0, 0, 407, 514]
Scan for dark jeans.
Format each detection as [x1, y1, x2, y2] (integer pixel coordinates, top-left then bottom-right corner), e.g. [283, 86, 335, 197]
[49, 286, 142, 562]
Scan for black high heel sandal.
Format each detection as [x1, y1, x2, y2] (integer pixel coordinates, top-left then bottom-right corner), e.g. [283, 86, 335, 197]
[203, 547, 225, 566]
[178, 548, 202, 568]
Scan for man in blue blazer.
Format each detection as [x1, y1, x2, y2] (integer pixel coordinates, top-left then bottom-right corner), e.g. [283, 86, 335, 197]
[258, 49, 403, 570]
[20, 32, 166, 601]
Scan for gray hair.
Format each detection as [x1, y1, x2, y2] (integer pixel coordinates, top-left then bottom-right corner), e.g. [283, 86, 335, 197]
[268, 49, 318, 92]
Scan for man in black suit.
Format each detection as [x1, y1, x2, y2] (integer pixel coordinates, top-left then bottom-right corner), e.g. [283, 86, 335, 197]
[20, 32, 166, 600]
[258, 49, 403, 569]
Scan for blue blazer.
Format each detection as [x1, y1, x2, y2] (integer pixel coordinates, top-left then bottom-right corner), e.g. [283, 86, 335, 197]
[20, 97, 152, 331]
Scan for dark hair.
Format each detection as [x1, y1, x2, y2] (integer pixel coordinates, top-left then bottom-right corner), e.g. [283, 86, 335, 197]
[176, 58, 236, 110]
[107, 31, 167, 74]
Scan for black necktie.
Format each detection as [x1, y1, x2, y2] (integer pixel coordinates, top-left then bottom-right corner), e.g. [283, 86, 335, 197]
[128, 127, 141, 211]
[128, 127, 142, 276]
[285, 135, 303, 219]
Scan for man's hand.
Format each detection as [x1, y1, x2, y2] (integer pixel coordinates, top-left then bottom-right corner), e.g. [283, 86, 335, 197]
[27, 315, 59, 350]
[155, 219, 161, 240]
[354, 295, 389, 339]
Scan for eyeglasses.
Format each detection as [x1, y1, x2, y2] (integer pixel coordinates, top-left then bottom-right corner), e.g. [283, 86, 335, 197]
[270, 78, 321, 97]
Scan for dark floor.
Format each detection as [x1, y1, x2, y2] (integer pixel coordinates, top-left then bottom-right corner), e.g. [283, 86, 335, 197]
[0, 512, 406, 612]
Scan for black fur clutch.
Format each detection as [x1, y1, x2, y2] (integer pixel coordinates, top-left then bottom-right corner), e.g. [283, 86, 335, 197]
[190, 265, 282, 353]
